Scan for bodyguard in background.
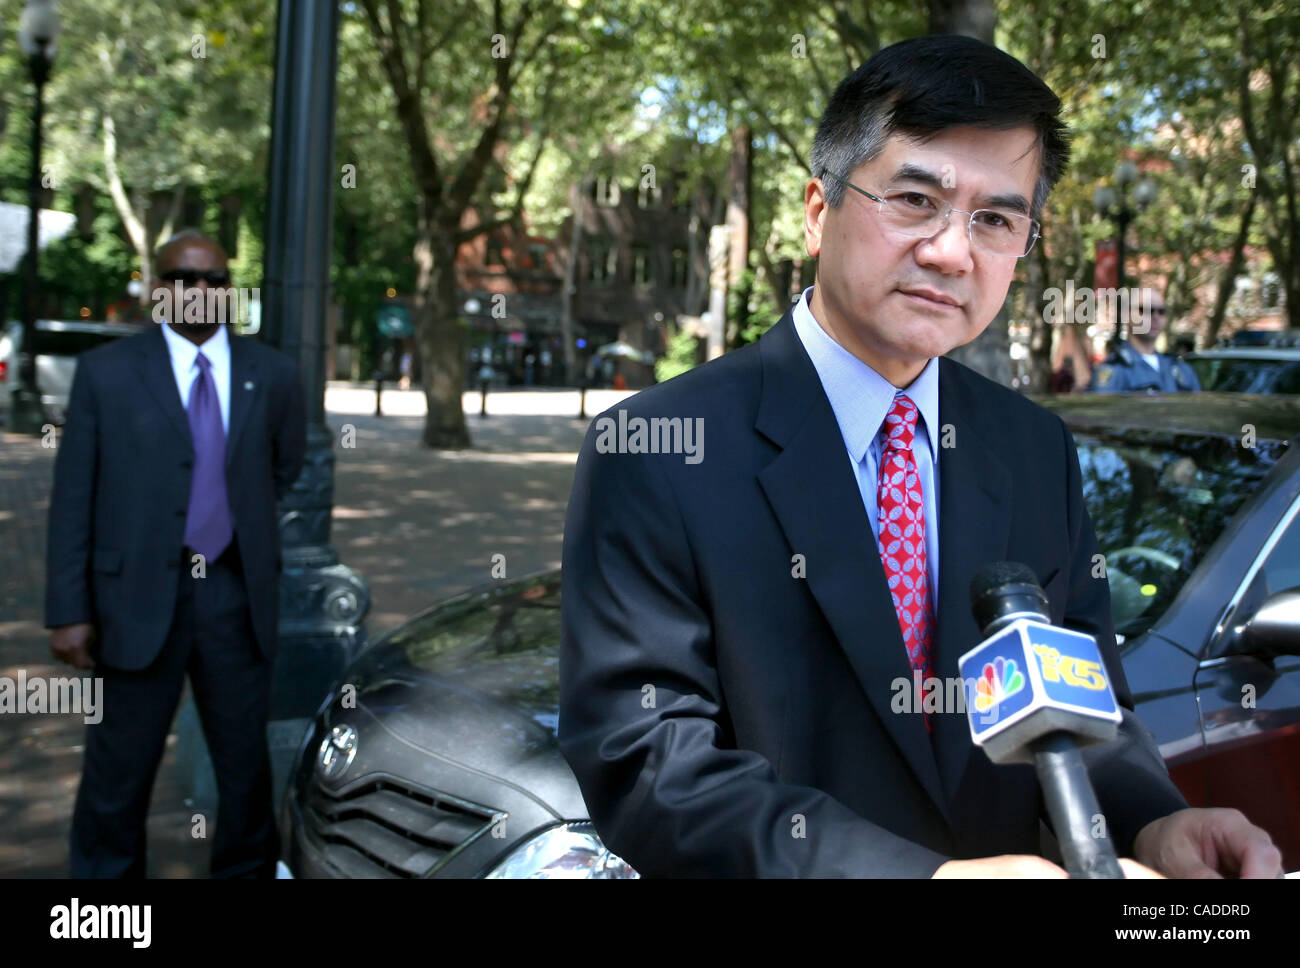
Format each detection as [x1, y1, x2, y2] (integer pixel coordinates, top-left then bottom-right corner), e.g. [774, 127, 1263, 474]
[1089, 287, 1200, 393]
[45, 229, 306, 877]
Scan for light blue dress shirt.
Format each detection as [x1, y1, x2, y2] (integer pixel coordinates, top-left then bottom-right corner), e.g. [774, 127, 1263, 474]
[791, 285, 941, 603]
[161, 320, 231, 435]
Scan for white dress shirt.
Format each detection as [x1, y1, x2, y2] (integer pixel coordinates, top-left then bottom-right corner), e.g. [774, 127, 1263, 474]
[791, 285, 941, 602]
[161, 321, 231, 434]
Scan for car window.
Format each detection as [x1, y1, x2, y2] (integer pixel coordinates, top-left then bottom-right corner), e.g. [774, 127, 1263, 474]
[1076, 434, 1274, 638]
[1273, 363, 1300, 394]
[29, 328, 127, 357]
[382, 578, 563, 672]
[1190, 357, 1300, 394]
[1233, 500, 1300, 621]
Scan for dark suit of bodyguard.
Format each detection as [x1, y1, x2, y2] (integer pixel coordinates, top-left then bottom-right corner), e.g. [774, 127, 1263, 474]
[1088, 340, 1200, 393]
[45, 314, 305, 877]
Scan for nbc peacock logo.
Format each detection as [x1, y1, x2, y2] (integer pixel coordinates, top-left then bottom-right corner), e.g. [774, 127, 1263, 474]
[974, 656, 1025, 713]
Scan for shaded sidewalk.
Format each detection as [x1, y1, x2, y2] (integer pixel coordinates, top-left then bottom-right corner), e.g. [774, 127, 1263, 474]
[0, 387, 631, 876]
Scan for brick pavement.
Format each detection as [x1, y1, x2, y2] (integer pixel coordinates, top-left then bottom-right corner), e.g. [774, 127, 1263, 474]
[0, 386, 631, 876]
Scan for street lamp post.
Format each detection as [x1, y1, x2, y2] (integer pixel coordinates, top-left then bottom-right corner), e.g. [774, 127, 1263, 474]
[1093, 160, 1157, 342]
[464, 298, 492, 418]
[11, 0, 60, 436]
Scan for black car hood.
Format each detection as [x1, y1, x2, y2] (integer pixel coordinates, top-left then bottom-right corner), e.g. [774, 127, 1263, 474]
[329, 576, 587, 820]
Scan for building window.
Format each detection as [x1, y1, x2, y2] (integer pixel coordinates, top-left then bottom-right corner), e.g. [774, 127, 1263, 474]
[486, 236, 505, 267]
[632, 244, 653, 285]
[670, 248, 688, 289]
[527, 243, 549, 271]
[588, 239, 617, 283]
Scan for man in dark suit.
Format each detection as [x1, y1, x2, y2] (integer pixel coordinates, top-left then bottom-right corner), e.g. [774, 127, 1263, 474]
[558, 37, 1282, 877]
[45, 229, 306, 877]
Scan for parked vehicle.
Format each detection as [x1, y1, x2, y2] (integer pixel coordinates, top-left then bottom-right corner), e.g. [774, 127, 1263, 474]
[1186, 347, 1300, 395]
[0, 321, 19, 417]
[1222, 329, 1300, 349]
[283, 393, 1300, 876]
[0, 319, 148, 425]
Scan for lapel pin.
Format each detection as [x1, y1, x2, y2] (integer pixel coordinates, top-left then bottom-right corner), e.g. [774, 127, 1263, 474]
[244, 380, 255, 390]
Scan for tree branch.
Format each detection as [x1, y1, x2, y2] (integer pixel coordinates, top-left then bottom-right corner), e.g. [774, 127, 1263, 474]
[444, 0, 534, 212]
[359, 0, 443, 208]
[454, 110, 551, 246]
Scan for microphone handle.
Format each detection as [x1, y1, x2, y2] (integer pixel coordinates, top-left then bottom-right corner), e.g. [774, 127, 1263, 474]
[1031, 731, 1125, 879]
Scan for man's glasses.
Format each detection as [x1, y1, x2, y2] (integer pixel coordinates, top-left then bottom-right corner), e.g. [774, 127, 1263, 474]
[820, 169, 1041, 258]
[160, 269, 231, 286]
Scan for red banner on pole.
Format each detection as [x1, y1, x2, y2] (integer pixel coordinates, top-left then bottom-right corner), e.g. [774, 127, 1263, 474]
[1094, 239, 1119, 291]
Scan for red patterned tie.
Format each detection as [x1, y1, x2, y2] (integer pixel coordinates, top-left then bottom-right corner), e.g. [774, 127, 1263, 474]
[876, 393, 935, 729]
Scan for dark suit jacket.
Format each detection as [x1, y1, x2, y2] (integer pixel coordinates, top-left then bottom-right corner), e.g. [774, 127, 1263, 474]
[45, 324, 306, 670]
[558, 308, 1188, 877]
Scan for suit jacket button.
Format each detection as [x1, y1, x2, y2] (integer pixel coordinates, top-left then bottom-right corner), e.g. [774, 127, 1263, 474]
[180, 458, 193, 468]
[167, 560, 178, 569]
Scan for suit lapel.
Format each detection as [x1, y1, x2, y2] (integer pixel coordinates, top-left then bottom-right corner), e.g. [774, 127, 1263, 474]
[136, 324, 193, 451]
[929, 358, 1013, 805]
[755, 312, 949, 821]
[225, 333, 259, 469]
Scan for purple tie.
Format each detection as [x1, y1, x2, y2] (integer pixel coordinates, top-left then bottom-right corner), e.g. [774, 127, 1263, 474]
[183, 352, 232, 560]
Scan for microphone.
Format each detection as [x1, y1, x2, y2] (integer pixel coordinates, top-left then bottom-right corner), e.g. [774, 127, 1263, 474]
[961, 562, 1125, 879]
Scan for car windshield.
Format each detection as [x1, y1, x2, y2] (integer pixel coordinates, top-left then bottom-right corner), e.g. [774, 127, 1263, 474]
[1189, 356, 1300, 394]
[1076, 432, 1276, 639]
[27, 327, 130, 357]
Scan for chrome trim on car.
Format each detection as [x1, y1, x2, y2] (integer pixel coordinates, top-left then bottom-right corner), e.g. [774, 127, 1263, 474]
[1207, 495, 1300, 655]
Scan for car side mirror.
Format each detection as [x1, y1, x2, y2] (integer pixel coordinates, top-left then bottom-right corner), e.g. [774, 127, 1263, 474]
[1239, 587, 1300, 658]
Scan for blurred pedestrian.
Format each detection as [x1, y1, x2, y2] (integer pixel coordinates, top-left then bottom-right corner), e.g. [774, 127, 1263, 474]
[1049, 355, 1077, 393]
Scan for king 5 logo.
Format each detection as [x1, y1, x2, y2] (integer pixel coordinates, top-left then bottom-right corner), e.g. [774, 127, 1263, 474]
[1032, 644, 1107, 690]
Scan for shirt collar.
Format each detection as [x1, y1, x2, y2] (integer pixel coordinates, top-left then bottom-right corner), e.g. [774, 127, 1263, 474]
[161, 320, 230, 369]
[791, 285, 940, 464]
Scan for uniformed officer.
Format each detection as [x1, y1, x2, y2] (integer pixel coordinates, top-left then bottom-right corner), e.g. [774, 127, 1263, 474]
[1089, 288, 1200, 393]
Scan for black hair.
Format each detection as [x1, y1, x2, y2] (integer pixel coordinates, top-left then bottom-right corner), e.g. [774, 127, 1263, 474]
[810, 35, 1071, 220]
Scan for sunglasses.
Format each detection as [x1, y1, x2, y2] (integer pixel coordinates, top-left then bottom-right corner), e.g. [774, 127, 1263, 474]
[161, 269, 231, 286]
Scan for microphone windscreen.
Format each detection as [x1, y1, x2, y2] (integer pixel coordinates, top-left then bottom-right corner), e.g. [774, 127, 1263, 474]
[970, 561, 1041, 608]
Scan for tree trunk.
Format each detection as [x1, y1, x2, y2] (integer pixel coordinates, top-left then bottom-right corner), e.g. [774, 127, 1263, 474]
[102, 116, 153, 304]
[725, 123, 751, 348]
[560, 178, 586, 385]
[929, 0, 995, 42]
[1206, 191, 1256, 345]
[1024, 241, 1052, 393]
[928, 0, 1010, 385]
[413, 218, 471, 449]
